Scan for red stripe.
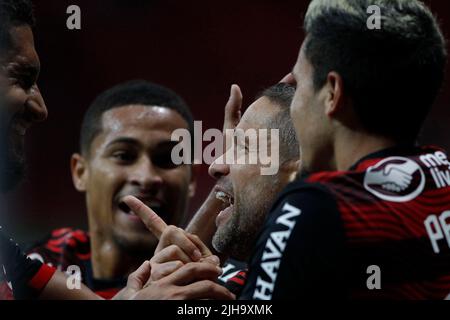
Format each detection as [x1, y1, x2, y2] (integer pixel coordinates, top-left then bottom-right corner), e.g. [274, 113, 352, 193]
[0, 281, 14, 300]
[229, 277, 245, 286]
[47, 236, 70, 246]
[45, 243, 63, 253]
[95, 288, 121, 300]
[75, 252, 91, 260]
[52, 228, 72, 237]
[72, 231, 89, 243]
[28, 264, 56, 291]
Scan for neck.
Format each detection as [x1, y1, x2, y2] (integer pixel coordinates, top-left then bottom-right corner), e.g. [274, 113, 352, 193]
[89, 232, 150, 280]
[333, 129, 398, 171]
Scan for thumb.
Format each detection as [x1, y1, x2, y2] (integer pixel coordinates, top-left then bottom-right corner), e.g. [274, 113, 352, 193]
[186, 232, 213, 258]
[127, 260, 152, 291]
[223, 84, 242, 131]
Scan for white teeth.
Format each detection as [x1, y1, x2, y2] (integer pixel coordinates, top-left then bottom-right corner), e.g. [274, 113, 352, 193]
[215, 191, 226, 201]
[216, 191, 232, 204]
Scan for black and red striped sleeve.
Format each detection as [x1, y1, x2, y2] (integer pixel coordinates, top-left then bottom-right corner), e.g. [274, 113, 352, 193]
[1, 227, 56, 299]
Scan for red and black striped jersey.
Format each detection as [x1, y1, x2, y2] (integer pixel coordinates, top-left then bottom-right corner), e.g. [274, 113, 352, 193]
[218, 258, 248, 296]
[241, 146, 450, 300]
[27, 228, 124, 299]
[0, 227, 56, 300]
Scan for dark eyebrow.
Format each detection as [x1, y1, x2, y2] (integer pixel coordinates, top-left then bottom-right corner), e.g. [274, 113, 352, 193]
[106, 137, 140, 148]
[157, 140, 179, 147]
[106, 138, 179, 150]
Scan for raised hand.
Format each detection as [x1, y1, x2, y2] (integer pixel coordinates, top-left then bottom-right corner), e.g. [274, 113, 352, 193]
[121, 196, 219, 282]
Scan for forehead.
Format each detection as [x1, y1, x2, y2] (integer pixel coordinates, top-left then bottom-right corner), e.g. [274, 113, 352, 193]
[237, 97, 279, 131]
[100, 104, 188, 138]
[2, 25, 39, 67]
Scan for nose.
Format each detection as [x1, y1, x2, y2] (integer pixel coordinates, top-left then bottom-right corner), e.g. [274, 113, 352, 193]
[130, 157, 163, 192]
[25, 85, 48, 123]
[208, 154, 230, 180]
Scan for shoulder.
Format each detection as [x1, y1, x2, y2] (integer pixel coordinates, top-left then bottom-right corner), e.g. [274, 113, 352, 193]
[26, 228, 91, 268]
[241, 179, 346, 300]
[269, 178, 340, 223]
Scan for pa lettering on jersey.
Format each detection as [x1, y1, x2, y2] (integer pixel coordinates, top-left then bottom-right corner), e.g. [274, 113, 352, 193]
[253, 202, 301, 300]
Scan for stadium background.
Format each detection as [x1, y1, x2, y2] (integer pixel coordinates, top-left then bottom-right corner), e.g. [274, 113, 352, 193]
[1, 0, 449, 243]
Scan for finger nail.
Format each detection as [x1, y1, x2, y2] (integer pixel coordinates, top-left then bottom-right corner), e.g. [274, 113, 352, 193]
[193, 250, 202, 261]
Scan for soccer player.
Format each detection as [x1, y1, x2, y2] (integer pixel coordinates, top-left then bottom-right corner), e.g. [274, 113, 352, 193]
[0, 0, 103, 300]
[241, 0, 450, 300]
[27, 80, 200, 298]
[0, 1, 232, 300]
[123, 82, 301, 297]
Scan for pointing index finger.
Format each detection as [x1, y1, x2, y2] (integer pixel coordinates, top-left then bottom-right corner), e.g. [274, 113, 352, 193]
[121, 195, 167, 239]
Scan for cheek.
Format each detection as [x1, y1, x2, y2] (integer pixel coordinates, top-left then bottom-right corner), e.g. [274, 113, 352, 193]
[163, 167, 191, 194]
[229, 164, 257, 191]
[87, 162, 125, 195]
[291, 90, 307, 120]
[3, 87, 26, 113]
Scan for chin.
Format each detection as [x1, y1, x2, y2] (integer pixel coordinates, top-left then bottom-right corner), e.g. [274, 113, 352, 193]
[0, 156, 25, 192]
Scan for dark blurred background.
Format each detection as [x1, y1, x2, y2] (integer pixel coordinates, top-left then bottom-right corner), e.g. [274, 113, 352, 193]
[1, 0, 449, 242]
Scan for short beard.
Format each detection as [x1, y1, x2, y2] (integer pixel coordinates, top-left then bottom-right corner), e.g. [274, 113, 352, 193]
[0, 135, 26, 193]
[212, 191, 272, 261]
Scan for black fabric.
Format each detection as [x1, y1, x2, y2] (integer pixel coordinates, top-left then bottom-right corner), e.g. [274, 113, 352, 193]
[240, 182, 346, 300]
[218, 258, 248, 296]
[0, 226, 43, 299]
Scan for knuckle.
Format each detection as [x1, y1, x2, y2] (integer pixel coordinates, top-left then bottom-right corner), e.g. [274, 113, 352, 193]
[184, 262, 197, 272]
[166, 225, 178, 234]
[191, 234, 200, 241]
[203, 281, 215, 291]
[149, 255, 159, 264]
[151, 270, 162, 280]
[128, 269, 138, 278]
[167, 244, 178, 254]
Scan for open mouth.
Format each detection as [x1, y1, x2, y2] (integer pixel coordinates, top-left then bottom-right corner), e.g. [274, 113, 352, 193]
[117, 196, 169, 223]
[215, 189, 234, 227]
[215, 190, 233, 206]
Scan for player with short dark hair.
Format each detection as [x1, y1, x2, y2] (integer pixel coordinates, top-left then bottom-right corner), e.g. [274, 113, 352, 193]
[79, 80, 194, 156]
[0, 0, 49, 300]
[122, 82, 300, 297]
[241, 0, 450, 300]
[27, 80, 199, 298]
[0, 0, 102, 300]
